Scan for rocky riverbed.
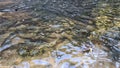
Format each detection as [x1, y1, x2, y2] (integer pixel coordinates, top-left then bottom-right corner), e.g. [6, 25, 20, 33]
[0, 0, 120, 68]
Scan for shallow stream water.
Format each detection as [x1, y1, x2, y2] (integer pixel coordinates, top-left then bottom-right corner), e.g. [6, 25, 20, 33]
[0, 0, 120, 68]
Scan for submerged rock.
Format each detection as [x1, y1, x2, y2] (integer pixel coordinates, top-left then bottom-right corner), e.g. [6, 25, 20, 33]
[100, 27, 120, 61]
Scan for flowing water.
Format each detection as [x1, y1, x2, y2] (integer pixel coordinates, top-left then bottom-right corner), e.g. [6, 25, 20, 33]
[0, 0, 120, 68]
